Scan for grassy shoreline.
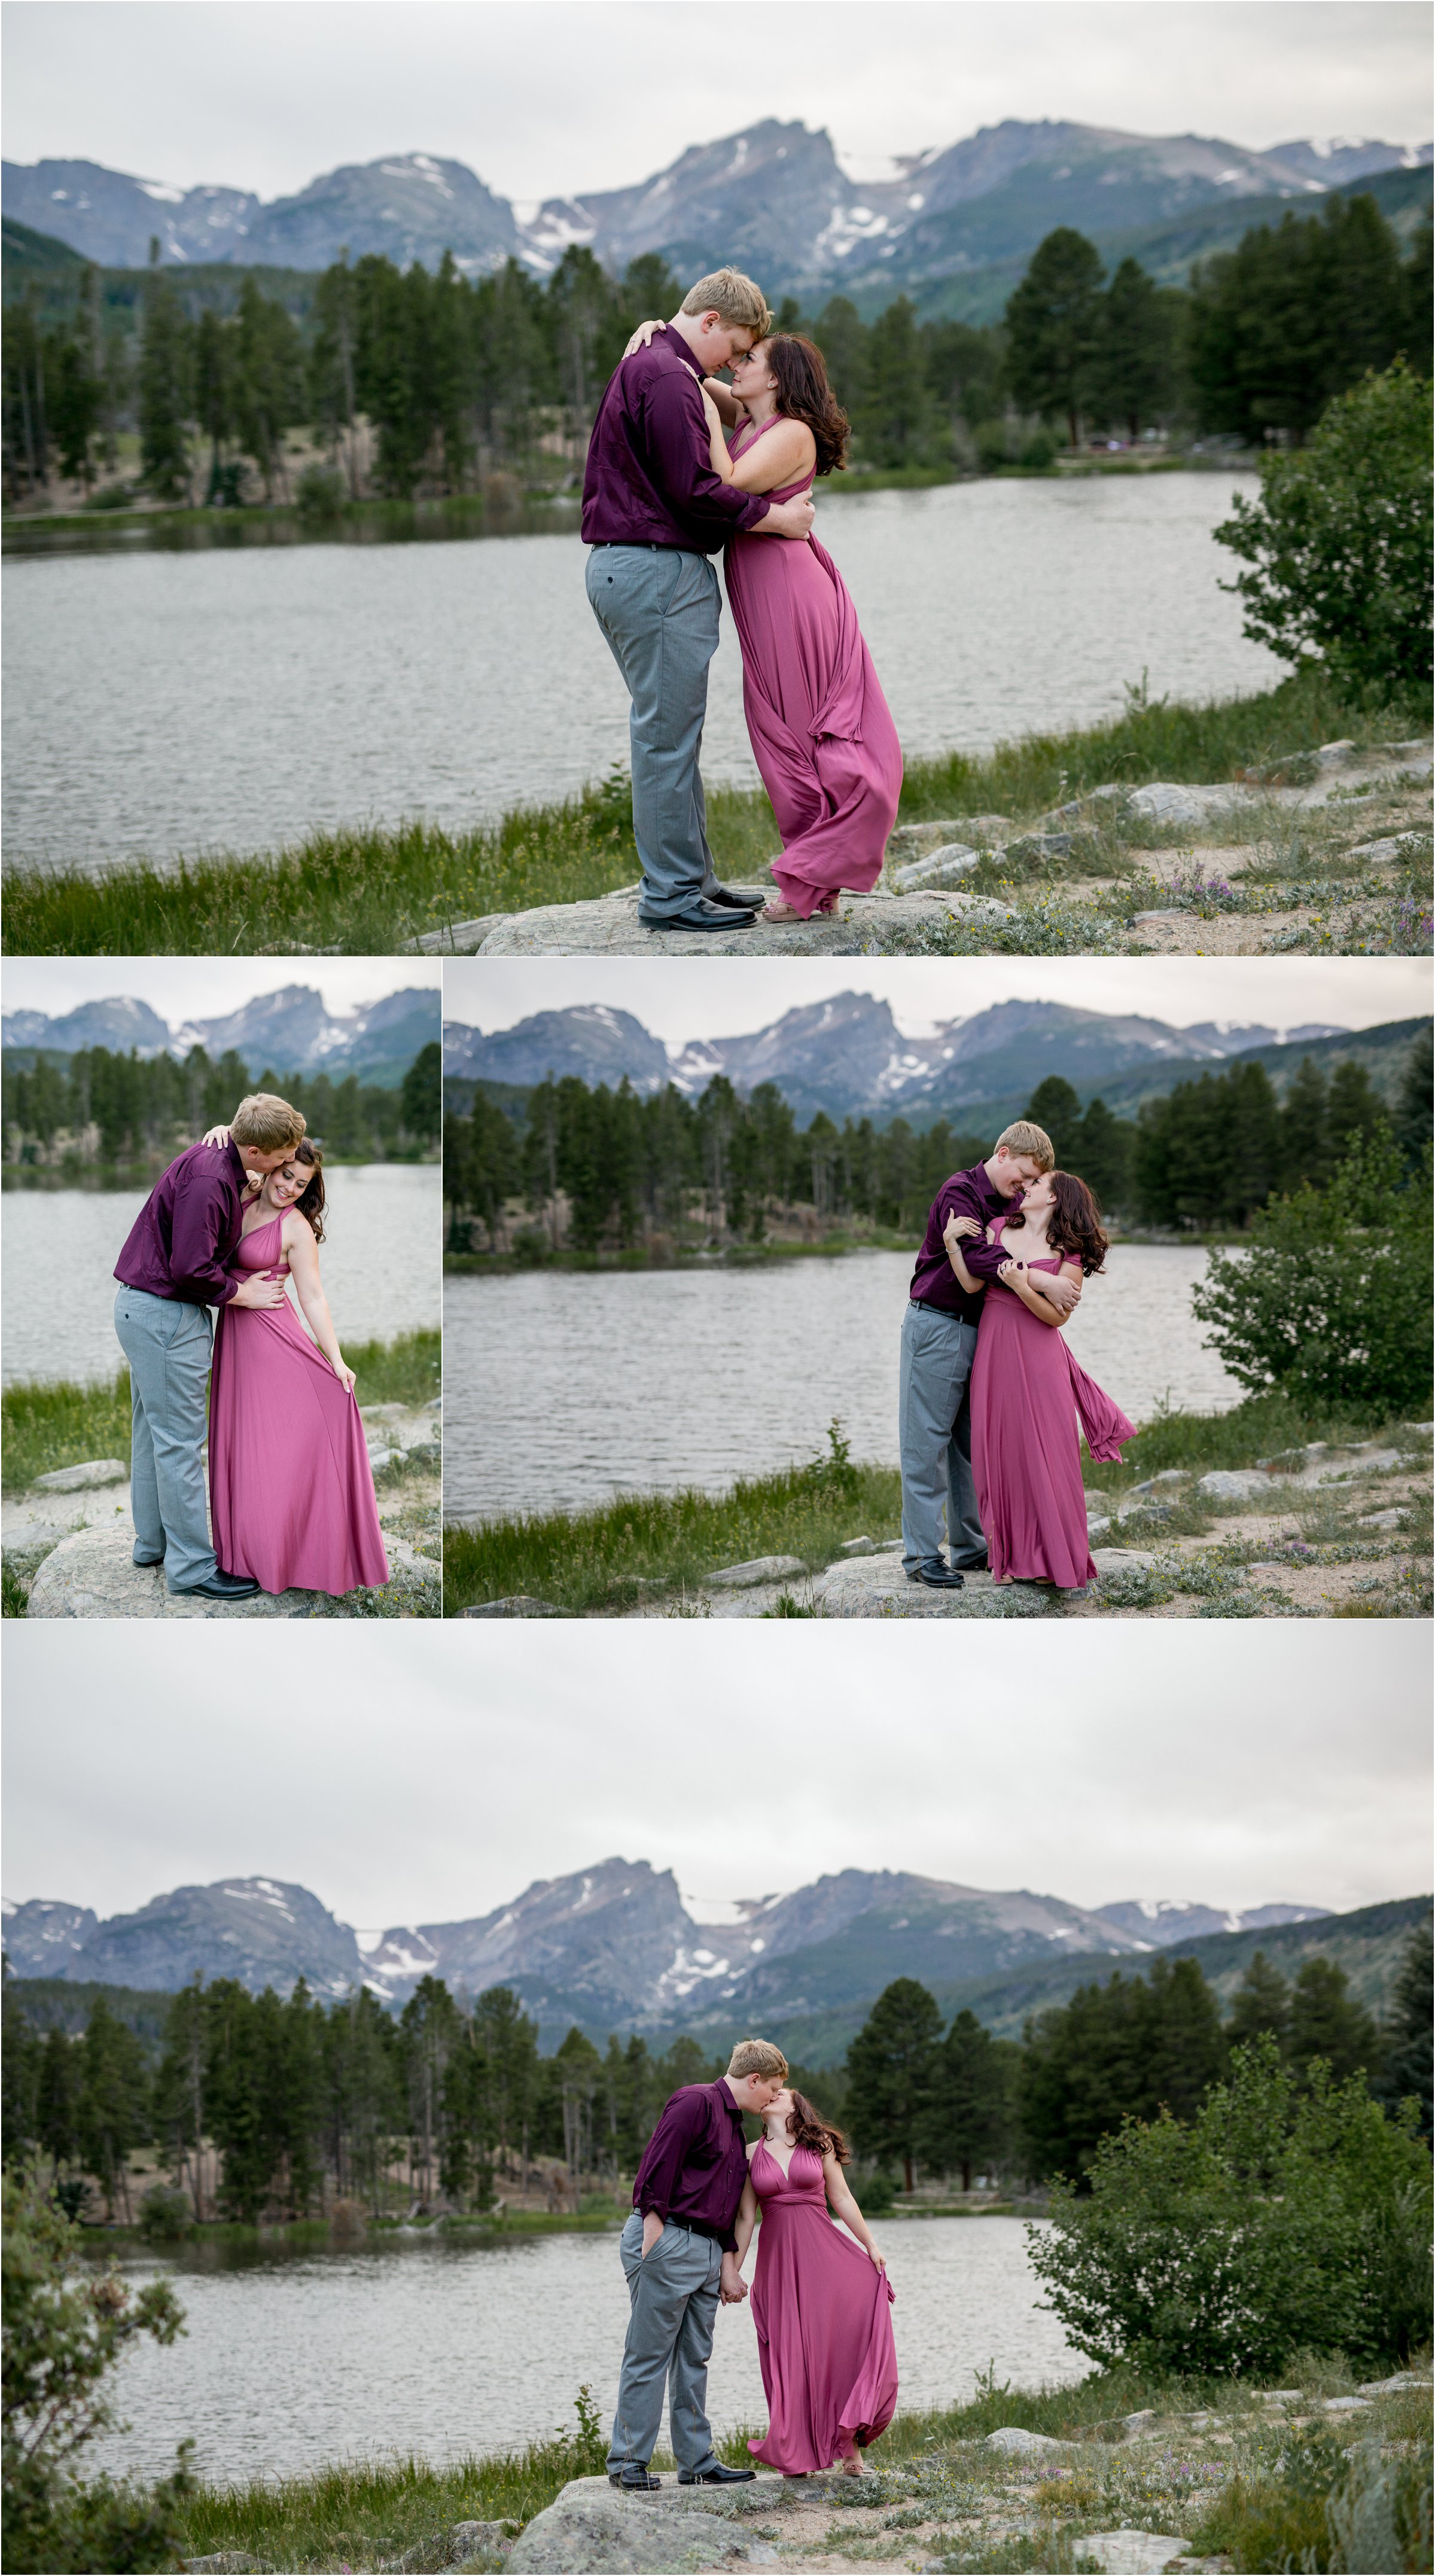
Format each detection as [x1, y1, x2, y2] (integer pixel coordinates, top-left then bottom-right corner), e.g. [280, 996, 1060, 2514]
[154, 2367, 1431, 2572]
[1, 1330, 440, 1495]
[5, 669, 1421, 956]
[442, 1396, 1430, 1614]
[444, 1227, 1259, 1276]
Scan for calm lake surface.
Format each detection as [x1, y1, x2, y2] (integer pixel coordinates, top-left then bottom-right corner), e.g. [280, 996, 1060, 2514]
[87, 2216, 1084, 2487]
[1, 1166, 441, 1385]
[444, 1245, 1239, 1522]
[4, 476, 1280, 871]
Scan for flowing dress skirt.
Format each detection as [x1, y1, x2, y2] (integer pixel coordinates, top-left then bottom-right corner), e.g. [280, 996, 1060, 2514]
[209, 1293, 390, 1596]
[725, 503, 902, 917]
[747, 2157, 898, 2473]
[970, 1279, 1134, 1589]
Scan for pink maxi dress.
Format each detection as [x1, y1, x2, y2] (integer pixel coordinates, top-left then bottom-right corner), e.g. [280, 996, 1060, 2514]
[724, 418, 903, 917]
[209, 1210, 390, 1597]
[970, 1217, 1135, 1591]
[746, 2142, 898, 2474]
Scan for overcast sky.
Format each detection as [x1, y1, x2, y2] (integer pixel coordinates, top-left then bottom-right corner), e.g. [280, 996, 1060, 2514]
[4, 1626, 1428, 1929]
[4, 4, 1430, 200]
[1, 958, 441, 1025]
[443, 957, 1431, 1046]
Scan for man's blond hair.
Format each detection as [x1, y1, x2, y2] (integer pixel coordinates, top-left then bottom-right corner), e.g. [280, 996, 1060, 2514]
[230, 1092, 306, 1152]
[681, 269, 772, 336]
[726, 2038, 788, 2083]
[994, 1120, 1055, 1170]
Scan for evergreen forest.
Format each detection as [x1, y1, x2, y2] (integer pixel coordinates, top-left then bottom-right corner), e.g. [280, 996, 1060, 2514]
[2, 1039, 442, 1173]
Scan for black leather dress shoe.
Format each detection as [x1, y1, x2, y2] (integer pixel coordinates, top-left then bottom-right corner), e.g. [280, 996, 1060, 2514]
[640, 903, 755, 934]
[703, 883, 763, 910]
[679, 2465, 757, 2484]
[609, 2467, 662, 2490]
[906, 1560, 965, 1590]
[132, 1551, 165, 1568]
[949, 1553, 989, 1574]
[171, 1569, 262, 1600]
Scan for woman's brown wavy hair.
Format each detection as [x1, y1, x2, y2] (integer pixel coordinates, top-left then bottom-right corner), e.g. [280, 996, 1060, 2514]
[1006, 1170, 1108, 1275]
[287, 1138, 327, 1243]
[782, 2089, 852, 2165]
[765, 336, 850, 476]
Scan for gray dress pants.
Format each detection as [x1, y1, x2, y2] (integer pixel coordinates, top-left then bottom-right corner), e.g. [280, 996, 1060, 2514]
[899, 1300, 987, 1574]
[585, 544, 724, 921]
[112, 1285, 217, 1590]
[607, 2214, 724, 2476]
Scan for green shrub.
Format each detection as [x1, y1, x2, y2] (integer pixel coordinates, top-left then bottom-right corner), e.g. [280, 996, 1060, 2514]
[294, 464, 346, 522]
[2, 2169, 191, 2571]
[137, 2185, 192, 2243]
[1026, 2038, 1433, 2379]
[974, 417, 1011, 471]
[1193, 1134, 1433, 1413]
[1214, 361, 1433, 698]
[1188, 2424, 1434, 2574]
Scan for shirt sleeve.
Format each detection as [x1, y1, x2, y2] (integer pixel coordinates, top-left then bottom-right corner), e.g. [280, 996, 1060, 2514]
[936, 1177, 1010, 1283]
[645, 373, 771, 534]
[167, 1172, 240, 1305]
[636, 2090, 703, 2223]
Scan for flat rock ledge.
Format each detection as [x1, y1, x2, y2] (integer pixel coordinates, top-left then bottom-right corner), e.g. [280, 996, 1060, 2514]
[409, 885, 1016, 958]
[508, 2473, 853, 2575]
[26, 1524, 440, 1618]
[810, 1548, 1153, 1618]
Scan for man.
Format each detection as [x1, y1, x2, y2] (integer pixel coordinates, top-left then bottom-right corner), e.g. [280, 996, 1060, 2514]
[607, 2038, 789, 2491]
[583, 269, 816, 933]
[900, 1120, 1081, 1589]
[112, 1092, 306, 1601]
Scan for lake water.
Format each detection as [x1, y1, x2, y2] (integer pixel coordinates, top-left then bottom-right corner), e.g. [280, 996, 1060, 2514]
[3, 475, 1281, 872]
[86, 2215, 1086, 2487]
[1, 1166, 441, 1385]
[444, 1245, 1240, 1522]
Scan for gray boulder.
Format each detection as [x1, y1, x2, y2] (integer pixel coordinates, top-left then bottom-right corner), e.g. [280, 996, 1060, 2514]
[983, 2426, 1074, 2453]
[507, 2488, 777, 2573]
[889, 843, 982, 891]
[1197, 1469, 1271, 1500]
[705, 1556, 809, 1589]
[31, 1459, 129, 1492]
[26, 1524, 437, 1618]
[812, 1557, 1061, 1618]
[407, 886, 1017, 958]
[1078, 2534, 1192, 2573]
[461, 1596, 566, 1618]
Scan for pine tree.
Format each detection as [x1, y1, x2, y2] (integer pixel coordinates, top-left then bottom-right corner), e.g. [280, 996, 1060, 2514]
[921, 2010, 1016, 2190]
[1325, 1060, 1387, 1161]
[138, 240, 193, 501]
[1073, 1098, 1131, 1212]
[1375, 1921, 1432, 2139]
[1094, 257, 1177, 438]
[811, 297, 868, 419]
[233, 276, 304, 499]
[1024, 1075, 1084, 1167]
[1393, 1029, 1432, 1170]
[1005, 228, 1105, 447]
[77, 2001, 151, 2220]
[1226, 1950, 1292, 2052]
[1279, 1056, 1329, 1188]
[1287, 1957, 1382, 2084]
[845, 1979, 943, 2190]
[858, 298, 935, 468]
[194, 307, 234, 503]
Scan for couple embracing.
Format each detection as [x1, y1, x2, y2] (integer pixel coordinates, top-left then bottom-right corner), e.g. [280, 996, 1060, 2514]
[901, 1119, 1137, 1595]
[112, 1095, 388, 1602]
[583, 267, 900, 929]
[608, 2041, 896, 2490]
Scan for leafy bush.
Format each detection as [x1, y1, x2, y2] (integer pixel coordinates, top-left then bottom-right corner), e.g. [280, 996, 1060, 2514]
[1026, 2038, 1433, 2379]
[137, 2185, 192, 2243]
[294, 463, 346, 521]
[1214, 361, 1433, 698]
[2, 2169, 191, 2571]
[1192, 1134, 1433, 1413]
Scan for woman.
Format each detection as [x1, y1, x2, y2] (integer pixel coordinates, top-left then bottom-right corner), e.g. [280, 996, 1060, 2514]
[730, 2085, 897, 2478]
[624, 321, 902, 922]
[945, 1172, 1135, 1592]
[205, 1136, 391, 1599]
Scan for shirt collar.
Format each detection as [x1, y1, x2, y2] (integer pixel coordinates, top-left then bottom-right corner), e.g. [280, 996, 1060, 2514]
[223, 1139, 249, 1190]
[715, 2081, 745, 2121]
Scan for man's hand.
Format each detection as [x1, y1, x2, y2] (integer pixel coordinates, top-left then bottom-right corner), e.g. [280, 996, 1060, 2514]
[760, 493, 815, 541]
[720, 2255, 748, 2304]
[1043, 1272, 1083, 1315]
[231, 1274, 288, 1310]
[640, 2211, 665, 2260]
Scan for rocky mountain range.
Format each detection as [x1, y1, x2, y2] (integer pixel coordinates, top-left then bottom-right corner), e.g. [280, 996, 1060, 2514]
[5, 120, 1429, 305]
[2, 984, 438, 1088]
[442, 992, 1352, 1128]
[2, 1862, 1327, 2038]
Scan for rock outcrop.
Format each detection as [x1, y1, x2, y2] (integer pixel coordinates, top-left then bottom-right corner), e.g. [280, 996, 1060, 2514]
[410, 885, 1017, 958]
[26, 1525, 440, 1618]
[506, 2473, 848, 2575]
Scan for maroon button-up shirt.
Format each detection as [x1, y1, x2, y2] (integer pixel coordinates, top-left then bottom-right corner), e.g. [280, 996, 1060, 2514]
[114, 1138, 250, 1307]
[632, 2079, 749, 2251]
[909, 1160, 1022, 1323]
[581, 333, 772, 553]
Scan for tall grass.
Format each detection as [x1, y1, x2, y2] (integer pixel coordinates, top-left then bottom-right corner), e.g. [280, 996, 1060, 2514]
[1, 1330, 440, 1493]
[7, 672, 1421, 955]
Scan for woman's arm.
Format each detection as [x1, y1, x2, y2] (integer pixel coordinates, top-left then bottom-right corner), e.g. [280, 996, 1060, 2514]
[283, 1218, 356, 1393]
[730, 2173, 760, 2272]
[942, 1211, 983, 1297]
[998, 1257, 1081, 1328]
[822, 2153, 886, 2270]
[726, 418, 815, 493]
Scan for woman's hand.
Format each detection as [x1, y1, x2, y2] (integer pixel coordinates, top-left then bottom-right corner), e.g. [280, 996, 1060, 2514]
[331, 1358, 357, 1398]
[622, 318, 666, 358]
[203, 1123, 232, 1150]
[867, 2243, 887, 2272]
[944, 1211, 980, 1245]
